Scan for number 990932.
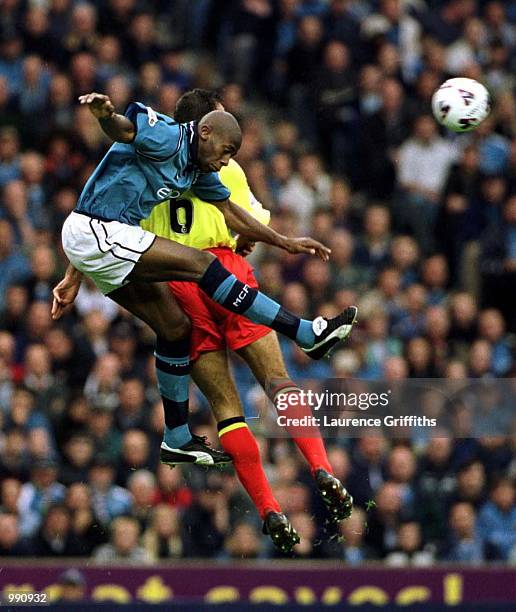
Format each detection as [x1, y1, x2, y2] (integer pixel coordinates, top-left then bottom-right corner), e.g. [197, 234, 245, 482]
[4, 591, 49, 605]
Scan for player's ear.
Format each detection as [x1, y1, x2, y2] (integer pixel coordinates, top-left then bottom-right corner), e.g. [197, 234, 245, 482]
[198, 124, 212, 140]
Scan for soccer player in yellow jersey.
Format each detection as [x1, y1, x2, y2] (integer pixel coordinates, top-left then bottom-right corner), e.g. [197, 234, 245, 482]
[141, 90, 353, 551]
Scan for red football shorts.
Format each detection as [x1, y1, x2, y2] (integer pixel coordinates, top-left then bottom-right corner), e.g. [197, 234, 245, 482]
[168, 247, 271, 362]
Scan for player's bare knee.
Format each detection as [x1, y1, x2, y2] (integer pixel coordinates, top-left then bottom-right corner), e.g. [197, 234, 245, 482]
[156, 312, 191, 342]
[175, 315, 191, 339]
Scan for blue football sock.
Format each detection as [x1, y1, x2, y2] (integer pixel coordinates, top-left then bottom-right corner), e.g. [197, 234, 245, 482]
[155, 336, 192, 448]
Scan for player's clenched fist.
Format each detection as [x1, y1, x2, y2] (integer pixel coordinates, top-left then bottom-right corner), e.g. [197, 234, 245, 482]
[78, 93, 115, 118]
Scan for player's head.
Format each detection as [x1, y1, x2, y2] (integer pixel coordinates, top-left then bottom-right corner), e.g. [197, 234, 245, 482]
[197, 110, 241, 173]
[174, 88, 224, 123]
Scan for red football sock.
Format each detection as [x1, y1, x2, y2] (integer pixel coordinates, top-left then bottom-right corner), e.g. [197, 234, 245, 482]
[218, 419, 281, 519]
[272, 382, 333, 475]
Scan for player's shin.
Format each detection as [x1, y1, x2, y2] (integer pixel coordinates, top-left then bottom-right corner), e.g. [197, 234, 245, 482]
[155, 336, 193, 447]
[199, 259, 315, 347]
[218, 417, 280, 519]
[270, 381, 333, 475]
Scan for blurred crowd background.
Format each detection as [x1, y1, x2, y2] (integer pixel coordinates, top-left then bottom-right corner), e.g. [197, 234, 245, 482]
[0, 0, 515, 565]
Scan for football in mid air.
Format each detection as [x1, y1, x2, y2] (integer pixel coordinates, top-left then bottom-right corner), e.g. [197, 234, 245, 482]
[431, 77, 491, 133]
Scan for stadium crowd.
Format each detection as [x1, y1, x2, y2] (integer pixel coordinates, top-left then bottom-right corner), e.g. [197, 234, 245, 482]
[0, 0, 515, 564]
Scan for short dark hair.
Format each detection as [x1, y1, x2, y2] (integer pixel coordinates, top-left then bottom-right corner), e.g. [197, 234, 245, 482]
[174, 88, 222, 123]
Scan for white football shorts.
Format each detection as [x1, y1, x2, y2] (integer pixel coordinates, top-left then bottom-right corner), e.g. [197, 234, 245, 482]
[62, 211, 156, 294]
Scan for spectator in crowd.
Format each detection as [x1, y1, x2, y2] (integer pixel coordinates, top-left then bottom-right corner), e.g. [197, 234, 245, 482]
[115, 378, 148, 432]
[354, 205, 392, 274]
[348, 436, 386, 508]
[23, 343, 64, 415]
[361, 310, 402, 379]
[361, 78, 409, 198]
[385, 520, 435, 567]
[127, 469, 157, 531]
[0, 477, 22, 515]
[452, 460, 488, 511]
[59, 433, 95, 486]
[396, 115, 458, 253]
[84, 352, 121, 412]
[86, 404, 121, 462]
[365, 481, 404, 558]
[477, 477, 516, 561]
[313, 40, 358, 176]
[0, 512, 29, 556]
[142, 504, 183, 560]
[88, 455, 132, 526]
[0, 434, 28, 481]
[332, 506, 372, 565]
[116, 429, 152, 487]
[415, 437, 456, 544]
[17, 458, 65, 537]
[0, 220, 31, 311]
[0, 127, 21, 187]
[386, 445, 417, 515]
[285, 15, 324, 141]
[65, 482, 107, 555]
[26, 503, 86, 557]
[93, 515, 152, 564]
[222, 521, 264, 560]
[24, 246, 58, 304]
[436, 144, 484, 283]
[442, 501, 485, 564]
[481, 196, 516, 331]
[477, 308, 513, 376]
[278, 152, 331, 233]
[182, 475, 229, 558]
[392, 284, 428, 341]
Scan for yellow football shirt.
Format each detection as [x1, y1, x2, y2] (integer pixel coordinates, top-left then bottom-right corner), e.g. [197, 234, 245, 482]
[140, 159, 270, 250]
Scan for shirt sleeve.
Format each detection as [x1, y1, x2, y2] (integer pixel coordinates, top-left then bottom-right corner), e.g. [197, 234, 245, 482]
[192, 172, 231, 202]
[125, 101, 182, 160]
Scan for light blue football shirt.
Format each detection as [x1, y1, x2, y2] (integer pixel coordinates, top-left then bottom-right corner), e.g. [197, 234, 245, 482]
[75, 102, 230, 225]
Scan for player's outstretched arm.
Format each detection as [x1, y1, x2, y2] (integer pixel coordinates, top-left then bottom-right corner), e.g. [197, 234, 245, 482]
[213, 199, 331, 261]
[79, 93, 136, 143]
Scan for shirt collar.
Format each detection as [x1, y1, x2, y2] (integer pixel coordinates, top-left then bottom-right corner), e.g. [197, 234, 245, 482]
[186, 121, 199, 171]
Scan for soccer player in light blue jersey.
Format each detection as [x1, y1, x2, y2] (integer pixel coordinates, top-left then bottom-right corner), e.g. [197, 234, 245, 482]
[53, 92, 358, 471]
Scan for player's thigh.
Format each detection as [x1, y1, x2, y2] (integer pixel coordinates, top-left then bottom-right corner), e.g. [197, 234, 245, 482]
[108, 281, 190, 341]
[191, 351, 244, 422]
[129, 236, 215, 283]
[236, 332, 289, 389]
